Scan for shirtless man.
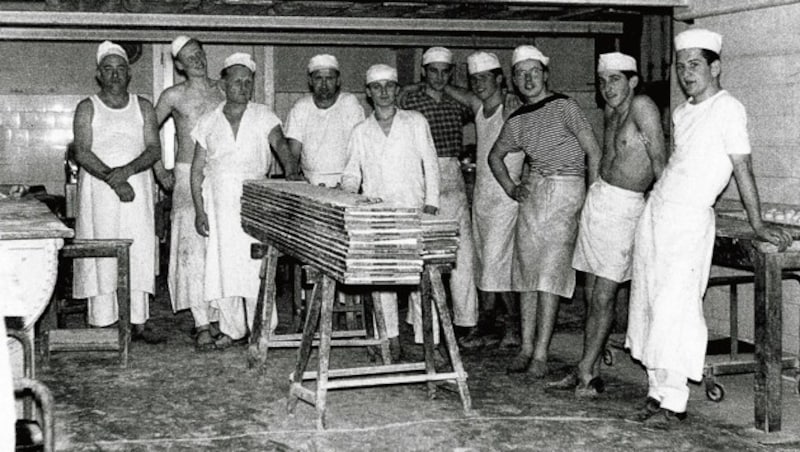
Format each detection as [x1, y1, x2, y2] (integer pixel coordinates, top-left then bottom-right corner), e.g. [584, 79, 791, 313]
[549, 52, 666, 395]
[155, 36, 225, 350]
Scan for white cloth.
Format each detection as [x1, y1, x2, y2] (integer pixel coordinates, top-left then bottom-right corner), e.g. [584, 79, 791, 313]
[512, 45, 549, 67]
[647, 368, 690, 414]
[168, 163, 214, 326]
[285, 93, 365, 187]
[598, 52, 637, 73]
[472, 105, 523, 291]
[192, 102, 280, 304]
[342, 109, 440, 342]
[74, 94, 155, 327]
[572, 178, 645, 283]
[626, 90, 750, 382]
[675, 28, 722, 53]
[216, 296, 276, 341]
[88, 291, 149, 326]
[0, 320, 14, 450]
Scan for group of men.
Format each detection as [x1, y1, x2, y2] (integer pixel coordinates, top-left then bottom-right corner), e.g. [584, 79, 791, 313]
[72, 28, 792, 425]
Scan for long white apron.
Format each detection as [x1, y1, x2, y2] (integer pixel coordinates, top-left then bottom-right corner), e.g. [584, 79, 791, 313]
[625, 192, 712, 382]
[0, 320, 13, 450]
[168, 163, 205, 312]
[73, 95, 155, 303]
[472, 105, 524, 291]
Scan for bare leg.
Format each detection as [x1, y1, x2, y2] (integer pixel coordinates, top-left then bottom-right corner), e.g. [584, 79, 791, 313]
[532, 291, 560, 363]
[499, 291, 520, 348]
[577, 275, 618, 383]
[507, 291, 537, 372]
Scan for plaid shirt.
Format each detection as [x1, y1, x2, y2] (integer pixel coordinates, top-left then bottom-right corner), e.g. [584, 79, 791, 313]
[399, 90, 473, 158]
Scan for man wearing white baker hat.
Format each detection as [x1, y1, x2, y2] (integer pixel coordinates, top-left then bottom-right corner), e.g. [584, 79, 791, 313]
[285, 53, 364, 187]
[154, 35, 227, 350]
[625, 29, 791, 425]
[399, 46, 479, 350]
[489, 44, 601, 378]
[341, 64, 440, 360]
[547, 51, 667, 397]
[72, 41, 164, 342]
[190, 52, 296, 349]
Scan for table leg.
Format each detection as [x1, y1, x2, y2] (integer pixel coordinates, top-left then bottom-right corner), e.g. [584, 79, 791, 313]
[753, 251, 783, 432]
[420, 268, 437, 398]
[287, 271, 323, 415]
[369, 291, 391, 364]
[429, 265, 472, 413]
[315, 275, 335, 430]
[248, 246, 279, 370]
[115, 245, 130, 368]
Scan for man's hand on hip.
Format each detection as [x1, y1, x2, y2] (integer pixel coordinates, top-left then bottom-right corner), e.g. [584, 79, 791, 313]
[422, 205, 438, 215]
[754, 224, 793, 252]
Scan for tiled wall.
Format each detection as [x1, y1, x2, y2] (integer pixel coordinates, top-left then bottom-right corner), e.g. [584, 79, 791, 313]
[691, 4, 800, 354]
[0, 95, 82, 196]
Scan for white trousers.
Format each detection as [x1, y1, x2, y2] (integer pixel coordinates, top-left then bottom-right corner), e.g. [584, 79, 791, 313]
[216, 296, 277, 341]
[88, 290, 149, 327]
[378, 290, 439, 344]
[190, 303, 219, 329]
[647, 368, 689, 413]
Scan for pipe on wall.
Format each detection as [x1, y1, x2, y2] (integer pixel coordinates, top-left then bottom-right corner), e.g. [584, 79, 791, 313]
[674, 0, 800, 21]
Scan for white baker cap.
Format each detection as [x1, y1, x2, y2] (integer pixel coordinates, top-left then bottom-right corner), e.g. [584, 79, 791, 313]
[675, 28, 722, 53]
[365, 64, 398, 84]
[467, 51, 501, 75]
[512, 45, 549, 67]
[223, 52, 256, 73]
[422, 47, 453, 66]
[171, 35, 192, 58]
[598, 52, 637, 73]
[96, 41, 128, 65]
[308, 54, 339, 74]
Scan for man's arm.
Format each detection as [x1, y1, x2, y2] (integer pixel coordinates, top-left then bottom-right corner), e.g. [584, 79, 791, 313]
[190, 142, 209, 236]
[632, 96, 667, 180]
[488, 138, 526, 201]
[152, 89, 176, 191]
[268, 125, 302, 180]
[105, 97, 163, 187]
[340, 131, 363, 194]
[419, 119, 440, 214]
[575, 128, 602, 185]
[731, 154, 792, 250]
[286, 138, 304, 180]
[442, 85, 481, 115]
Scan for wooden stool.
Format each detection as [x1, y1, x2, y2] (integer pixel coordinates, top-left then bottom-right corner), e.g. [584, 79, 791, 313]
[43, 239, 132, 367]
[247, 243, 391, 371]
[287, 262, 472, 430]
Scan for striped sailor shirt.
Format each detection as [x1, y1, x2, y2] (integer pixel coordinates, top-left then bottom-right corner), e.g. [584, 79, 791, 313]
[494, 93, 592, 177]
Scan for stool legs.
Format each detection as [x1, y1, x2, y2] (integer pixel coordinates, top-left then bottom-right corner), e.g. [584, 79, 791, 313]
[248, 246, 280, 370]
[115, 244, 130, 368]
[369, 291, 392, 365]
[315, 275, 336, 430]
[288, 269, 324, 415]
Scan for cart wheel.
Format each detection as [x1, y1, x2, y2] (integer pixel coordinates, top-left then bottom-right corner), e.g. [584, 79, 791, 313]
[706, 382, 725, 402]
[796, 378, 800, 395]
[602, 348, 614, 366]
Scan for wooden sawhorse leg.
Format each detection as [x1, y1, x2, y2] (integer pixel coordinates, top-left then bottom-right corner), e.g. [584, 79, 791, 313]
[248, 243, 280, 370]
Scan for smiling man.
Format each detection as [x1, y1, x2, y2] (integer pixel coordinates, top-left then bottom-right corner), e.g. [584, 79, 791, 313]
[285, 54, 364, 187]
[155, 36, 226, 350]
[489, 45, 602, 378]
[625, 29, 791, 426]
[548, 52, 666, 397]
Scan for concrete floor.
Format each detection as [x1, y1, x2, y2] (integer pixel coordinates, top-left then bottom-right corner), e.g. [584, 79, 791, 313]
[36, 274, 800, 451]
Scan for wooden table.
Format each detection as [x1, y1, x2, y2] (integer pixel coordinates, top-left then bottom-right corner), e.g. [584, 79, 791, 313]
[714, 212, 800, 432]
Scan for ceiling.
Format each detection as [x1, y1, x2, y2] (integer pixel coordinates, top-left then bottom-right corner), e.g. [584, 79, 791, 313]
[0, 0, 683, 46]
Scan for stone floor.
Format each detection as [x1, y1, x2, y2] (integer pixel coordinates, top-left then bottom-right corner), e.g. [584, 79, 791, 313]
[32, 273, 800, 451]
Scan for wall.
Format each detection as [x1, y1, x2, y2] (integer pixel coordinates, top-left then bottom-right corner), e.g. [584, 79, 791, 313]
[681, 3, 800, 354]
[0, 41, 153, 196]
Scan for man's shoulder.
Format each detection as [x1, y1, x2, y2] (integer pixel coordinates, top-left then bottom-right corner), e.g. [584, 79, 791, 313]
[336, 92, 364, 109]
[289, 94, 315, 111]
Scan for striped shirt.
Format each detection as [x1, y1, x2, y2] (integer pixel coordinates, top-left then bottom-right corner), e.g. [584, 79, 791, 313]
[494, 93, 591, 177]
[399, 90, 473, 158]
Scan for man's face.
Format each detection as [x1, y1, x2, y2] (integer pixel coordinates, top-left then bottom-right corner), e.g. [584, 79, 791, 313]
[676, 48, 718, 100]
[424, 62, 453, 91]
[598, 70, 636, 108]
[96, 55, 130, 94]
[176, 41, 207, 77]
[469, 71, 501, 101]
[309, 69, 340, 103]
[512, 59, 548, 102]
[223, 65, 254, 104]
[366, 80, 399, 108]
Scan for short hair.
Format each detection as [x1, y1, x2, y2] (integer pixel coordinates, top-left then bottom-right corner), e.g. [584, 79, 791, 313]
[699, 49, 720, 65]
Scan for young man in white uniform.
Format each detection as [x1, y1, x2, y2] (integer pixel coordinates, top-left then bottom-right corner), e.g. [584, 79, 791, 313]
[190, 53, 295, 348]
[626, 29, 791, 424]
[155, 36, 226, 350]
[72, 41, 163, 342]
[341, 64, 440, 356]
[285, 54, 365, 187]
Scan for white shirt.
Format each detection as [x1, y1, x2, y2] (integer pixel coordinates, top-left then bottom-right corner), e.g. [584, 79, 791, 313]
[342, 108, 439, 209]
[285, 92, 365, 184]
[654, 90, 751, 208]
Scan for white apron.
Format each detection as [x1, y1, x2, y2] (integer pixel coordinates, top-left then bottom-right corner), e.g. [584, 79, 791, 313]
[168, 163, 205, 312]
[73, 95, 155, 300]
[0, 320, 13, 450]
[472, 105, 524, 291]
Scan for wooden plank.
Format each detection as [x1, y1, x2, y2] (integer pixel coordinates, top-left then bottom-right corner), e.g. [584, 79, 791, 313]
[324, 372, 460, 390]
[47, 329, 119, 351]
[0, 199, 73, 240]
[300, 363, 427, 380]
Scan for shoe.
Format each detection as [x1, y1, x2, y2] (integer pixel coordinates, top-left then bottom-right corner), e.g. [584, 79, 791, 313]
[642, 408, 687, 428]
[195, 329, 216, 352]
[214, 334, 247, 350]
[574, 377, 605, 398]
[506, 353, 532, 374]
[131, 325, 166, 344]
[625, 397, 662, 423]
[546, 371, 579, 390]
[457, 327, 486, 350]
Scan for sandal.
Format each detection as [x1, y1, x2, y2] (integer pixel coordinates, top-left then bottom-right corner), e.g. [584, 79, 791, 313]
[195, 329, 216, 352]
[546, 371, 579, 390]
[214, 334, 247, 350]
[574, 377, 605, 398]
